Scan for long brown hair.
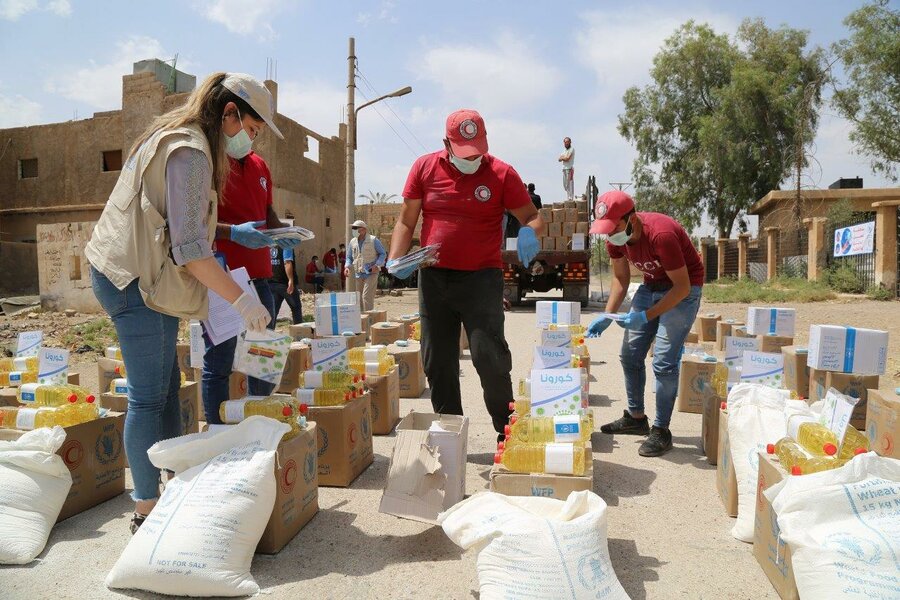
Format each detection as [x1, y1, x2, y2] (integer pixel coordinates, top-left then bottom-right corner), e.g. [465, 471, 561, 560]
[128, 72, 262, 196]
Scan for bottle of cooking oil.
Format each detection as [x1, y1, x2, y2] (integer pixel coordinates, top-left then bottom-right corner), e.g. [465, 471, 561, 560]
[219, 396, 297, 424]
[0, 403, 97, 430]
[348, 346, 388, 363]
[769, 438, 844, 475]
[788, 417, 839, 457]
[114, 364, 127, 378]
[547, 324, 586, 335]
[18, 383, 96, 407]
[298, 370, 358, 390]
[410, 321, 421, 341]
[5, 371, 38, 387]
[0, 356, 39, 372]
[505, 414, 591, 445]
[110, 378, 128, 395]
[517, 378, 531, 398]
[294, 387, 349, 407]
[509, 399, 530, 415]
[838, 425, 870, 459]
[494, 442, 586, 476]
[350, 356, 396, 376]
[105, 346, 123, 360]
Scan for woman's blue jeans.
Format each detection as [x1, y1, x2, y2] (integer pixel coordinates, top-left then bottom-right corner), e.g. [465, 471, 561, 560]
[91, 266, 182, 501]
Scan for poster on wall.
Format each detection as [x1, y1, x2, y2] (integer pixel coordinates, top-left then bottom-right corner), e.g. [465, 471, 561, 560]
[833, 221, 875, 257]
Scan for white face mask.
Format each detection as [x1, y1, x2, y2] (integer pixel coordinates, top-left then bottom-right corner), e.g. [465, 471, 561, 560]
[450, 153, 482, 175]
[224, 109, 253, 159]
[607, 219, 633, 246]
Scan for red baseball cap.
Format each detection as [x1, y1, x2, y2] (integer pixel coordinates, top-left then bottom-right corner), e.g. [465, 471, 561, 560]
[590, 190, 636, 235]
[446, 109, 488, 157]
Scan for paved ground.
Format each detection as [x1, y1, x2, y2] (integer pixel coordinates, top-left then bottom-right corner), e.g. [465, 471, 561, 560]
[6, 290, 787, 599]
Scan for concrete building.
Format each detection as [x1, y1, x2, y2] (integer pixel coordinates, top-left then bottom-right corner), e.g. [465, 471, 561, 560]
[0, 59, 347, 308]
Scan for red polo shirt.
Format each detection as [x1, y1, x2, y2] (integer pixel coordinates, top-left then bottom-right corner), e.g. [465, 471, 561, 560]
[402, 150, 531, 270]
[216, 152, 273, 279]
[606, 212, 705, 287]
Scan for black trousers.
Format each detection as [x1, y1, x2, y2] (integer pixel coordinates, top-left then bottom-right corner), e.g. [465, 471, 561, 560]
[269, 281, 303, 325]
[419, 267, 513, 434]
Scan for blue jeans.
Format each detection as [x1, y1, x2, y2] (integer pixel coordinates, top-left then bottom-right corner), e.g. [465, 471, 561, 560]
[201, 279, 277, 424]
[620, 284, 702, 429]
[91, 266, 182, 501]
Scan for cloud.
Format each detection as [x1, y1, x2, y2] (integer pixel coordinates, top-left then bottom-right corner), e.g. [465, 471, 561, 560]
[574, 8, 737, 105]
[277, 80, 346, 138]
[0, 0, 69, 20]
[357, 0, 397, 26]
[413, 32, 564, 114]
[0, 87, 42, 127]
[808, 112, 894, 189]
[44, 35, 169, 109]
[193, 0, 295, 40]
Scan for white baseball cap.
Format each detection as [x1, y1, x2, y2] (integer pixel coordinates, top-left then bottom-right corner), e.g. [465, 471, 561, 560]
[352, 220, 368, 229]
[221, 73, 284, 139]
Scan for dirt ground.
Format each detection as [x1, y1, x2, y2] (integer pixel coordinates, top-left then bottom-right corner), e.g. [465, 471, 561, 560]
[2, 289, 898, 599]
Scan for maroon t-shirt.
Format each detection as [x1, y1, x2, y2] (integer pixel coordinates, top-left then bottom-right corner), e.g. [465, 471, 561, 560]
[607, 212, 704, 286]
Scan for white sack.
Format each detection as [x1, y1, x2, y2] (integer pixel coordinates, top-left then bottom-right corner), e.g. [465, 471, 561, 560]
[106, 416, 289, 597]
[726, 383, 788, 542]
[439, 490, 630, 600]
[0, 426, 72, 564]
[766, 453, 900, 599]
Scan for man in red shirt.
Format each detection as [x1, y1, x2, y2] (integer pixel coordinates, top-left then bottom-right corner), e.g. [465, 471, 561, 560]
[586, 191, 704, 457]
[305, 255, 325, 292]
[202, 142, 298, 424]
[388, 109, 545, 439]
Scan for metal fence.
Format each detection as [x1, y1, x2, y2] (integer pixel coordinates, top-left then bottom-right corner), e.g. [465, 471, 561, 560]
[747, 237, 767, 282]
[826, 211, 877, 289]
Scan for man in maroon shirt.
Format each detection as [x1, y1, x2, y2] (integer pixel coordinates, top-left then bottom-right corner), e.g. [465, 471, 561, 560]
[586, 191, 704, 457]
[388, 109, 545, 439]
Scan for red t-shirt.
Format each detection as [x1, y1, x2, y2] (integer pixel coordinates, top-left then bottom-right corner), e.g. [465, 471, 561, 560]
[323, 252, 337, 270]
[216, 152, 273, 279]
[606, 212, 705, 287]
[402, 150, 531, 270]
[305, 261, 319, 284]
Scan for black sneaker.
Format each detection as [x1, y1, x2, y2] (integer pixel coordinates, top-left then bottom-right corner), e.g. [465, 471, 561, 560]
[639, 426, 673, 457]
[600, 410, 650, 435]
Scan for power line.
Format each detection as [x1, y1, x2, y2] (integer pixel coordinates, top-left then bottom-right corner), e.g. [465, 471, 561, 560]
[356, 67, 429, 152]
[355, 86, 420, 159]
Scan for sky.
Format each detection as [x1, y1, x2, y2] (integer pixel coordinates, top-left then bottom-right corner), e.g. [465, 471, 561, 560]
[0, 0, 893, 236]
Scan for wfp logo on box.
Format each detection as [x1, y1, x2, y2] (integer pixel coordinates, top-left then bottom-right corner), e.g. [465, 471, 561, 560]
[95, 424, 123, 465]
[317, 427, 329, 457]
[303, 451, 316, 484]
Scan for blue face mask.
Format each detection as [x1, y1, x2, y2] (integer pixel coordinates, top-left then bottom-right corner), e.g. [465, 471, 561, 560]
[224, 109, 253, 159]
[607, 219, 633, 246]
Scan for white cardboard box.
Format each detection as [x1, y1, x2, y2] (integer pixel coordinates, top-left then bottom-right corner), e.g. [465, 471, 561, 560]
[379, 412, 468, 524]
[529, 368, 584, 417]
[571, 233, 585, 251]
[540, 330, 573, 348]
[314, 291, 362, 335]
[310, 337, 349, 371]
[533, 346, 573, 370]
[740, 351, 784, 387]
[746, 307, 796, 336]
[535, 301, 581, 328]
[807, 325, 888, 375]
[505, 238, 517, 251]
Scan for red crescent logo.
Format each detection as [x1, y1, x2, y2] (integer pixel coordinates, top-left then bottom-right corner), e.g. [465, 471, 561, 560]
[281, 459, 298, 494]
[348, 423, 358, 447]
[61, 440, 84, 470]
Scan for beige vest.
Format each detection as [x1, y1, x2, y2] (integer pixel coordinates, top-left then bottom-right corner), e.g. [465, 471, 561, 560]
[350, 234, 378, 275]
[85, 125, 217, 320]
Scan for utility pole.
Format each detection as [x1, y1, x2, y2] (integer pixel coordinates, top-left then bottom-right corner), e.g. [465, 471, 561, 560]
[345, 37, 357, 294]
[609, 182, 632, 191]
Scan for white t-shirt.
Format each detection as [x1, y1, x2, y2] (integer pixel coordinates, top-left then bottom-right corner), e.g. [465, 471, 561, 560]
[560, 146, 574, 169]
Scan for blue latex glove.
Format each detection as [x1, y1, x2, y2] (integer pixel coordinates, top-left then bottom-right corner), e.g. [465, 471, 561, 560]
[517, 227, 540, 265]
[275, 237, 300, 250]
[230, 221, 274, 249]
[586, 316, 612, 338]
[617, 310, 649, 330]
[387, 259, 416, 280]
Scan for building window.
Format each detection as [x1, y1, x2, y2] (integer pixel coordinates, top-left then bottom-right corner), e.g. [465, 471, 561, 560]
[102, 150, 123, 172]
[325, 217, 331, 227]
[19, 158, 38, 179]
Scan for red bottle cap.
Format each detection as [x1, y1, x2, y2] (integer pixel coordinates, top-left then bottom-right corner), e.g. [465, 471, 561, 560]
[345, 392, 351, 402]
[508, 402, 515, 411]
[504, 424, 511, 436]
[115, 366, 122, 375]
[299, 403, 309, 414]
[823, 443, 837, 456]
[497, 441, 505, 451]
[720, 402, 727, 410]
[854, 447, 866, 455]
[510, 415, 518, 425]
[353, 375, 360, 383]
[493, 453, 502, 464]
[68, 394, 77, 403]
[766, 444, 775, 454]
[791, 466, 802, 476]
[86, 395, 96, 404]
[282, 406, 293, 417]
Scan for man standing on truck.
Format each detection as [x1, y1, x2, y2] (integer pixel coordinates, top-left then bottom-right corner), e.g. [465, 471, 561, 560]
[585, 190, 704, 457]
[527, 183, 542, 209]
[558, 137, 575, 201]
[387, 109, 545, 440]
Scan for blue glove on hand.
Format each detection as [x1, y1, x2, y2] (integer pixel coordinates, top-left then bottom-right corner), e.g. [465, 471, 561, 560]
[387, 259, 416, 280]
[230, 221, 274, 249]
[586, 316, 612, 338]
[517, 227, 540, 265]
[617, 310, 649, 330]
[276, 237, 301, 250]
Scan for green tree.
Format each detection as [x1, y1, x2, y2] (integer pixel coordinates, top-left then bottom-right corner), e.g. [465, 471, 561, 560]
[619, 20, 825, 237]
[832, 0, 900, 181]
[358, 191, 398, 204]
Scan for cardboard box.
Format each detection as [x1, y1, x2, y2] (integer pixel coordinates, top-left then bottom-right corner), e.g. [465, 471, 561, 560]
[398, 315, 420, 340]
[289, 322, 317, 341]
[753, 452, 798, 600]
[536, 301, 580, 328]
[368, 367, 401, 435]
[575, 222, 589, 234]
[685, 331, 699, 345]
[552, 208, 566, 223]
[314, 291, 362, 335]
[307, 393, 374, 487]
[364, 309, 388, 325]
[808, 369, 879, 428]
[322, 272, 342, 291]
[807, 325, 888, 375]
[360, 313, 372, 341]
[732, 326, 753, 338]
[371, 321, 404, 346]
[563, 200, 576, 209]
[489, 445, 592, 499]
[380, 412, 468, 524]
[747, 307, 796, 337]
[562, 222, 576, 237]
[564, 208, 578, 222]
[191, 369, 248, 401]
[175, 343, 194, 381]
[577, 210, 589, 221]
[574, 200, 587, 212]
[387, 342, 427, 398]
[716, 407, 738, 517]
[695, 313, 720, 342]
[257, 422, 319, 554]
[781, 346, 810, 399]
[0, 413, 127, 522]
[102, 382, 201, 438]
[865, 388, 899, 459]
[541, 237, 555, 251]
[277, 342, 311, 394]
[97, 356, 125, 397]
[715, 320, 745, 351]
[554, 236, 569, 251]
[758, 335, 794, 354]
[702, 395, 723, 464]
[548, 222, 562, 237]
[538, 207, 552, 223]
[677, 354, 718, 414]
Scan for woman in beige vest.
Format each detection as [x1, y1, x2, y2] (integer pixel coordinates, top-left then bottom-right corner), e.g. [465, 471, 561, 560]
[85, 73, 279, 533]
